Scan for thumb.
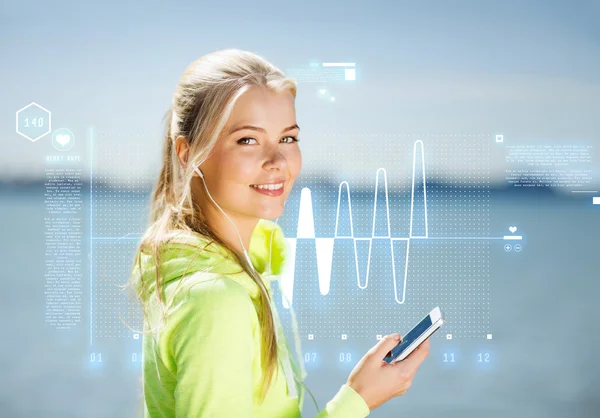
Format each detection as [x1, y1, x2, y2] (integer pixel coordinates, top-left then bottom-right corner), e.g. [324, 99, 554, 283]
[369, 334, 402, 358]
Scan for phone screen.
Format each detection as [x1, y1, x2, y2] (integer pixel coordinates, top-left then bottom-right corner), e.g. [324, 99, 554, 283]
[383, 314, 433, 363]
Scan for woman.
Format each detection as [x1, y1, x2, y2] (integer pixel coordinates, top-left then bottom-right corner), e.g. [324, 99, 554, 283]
[129, 48, 430, 417]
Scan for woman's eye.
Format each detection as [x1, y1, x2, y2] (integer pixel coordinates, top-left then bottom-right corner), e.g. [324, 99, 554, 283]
[282, 136, 300, 143]
[237, 136, 300, 145]
[237, 137, 258, 145]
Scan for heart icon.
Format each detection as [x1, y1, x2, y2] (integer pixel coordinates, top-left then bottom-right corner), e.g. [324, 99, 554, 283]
[509, 226, 517, 233]
[56, 134, 71, 146]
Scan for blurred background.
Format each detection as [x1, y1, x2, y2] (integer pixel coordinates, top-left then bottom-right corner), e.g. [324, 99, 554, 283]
[1, 0, 599, 417]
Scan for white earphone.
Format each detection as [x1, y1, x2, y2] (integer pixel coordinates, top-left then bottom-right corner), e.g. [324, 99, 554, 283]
[193, 165, 255, 267]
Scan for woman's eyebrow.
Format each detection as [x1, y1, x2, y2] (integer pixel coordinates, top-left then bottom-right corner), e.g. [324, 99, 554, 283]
[228, 124, 300, 135]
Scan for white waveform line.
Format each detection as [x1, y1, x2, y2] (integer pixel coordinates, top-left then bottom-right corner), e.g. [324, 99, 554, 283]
[279, 140, 428, 308]
[410, 140, 428, 238]
[371, 167, 392, 238]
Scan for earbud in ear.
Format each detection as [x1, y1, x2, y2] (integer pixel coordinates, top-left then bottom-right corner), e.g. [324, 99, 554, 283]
[193, 165, 204, 179]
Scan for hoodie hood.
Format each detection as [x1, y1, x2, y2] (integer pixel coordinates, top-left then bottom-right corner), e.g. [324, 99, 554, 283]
[131, 218, 288, 301]
[132, 217, 308, 403]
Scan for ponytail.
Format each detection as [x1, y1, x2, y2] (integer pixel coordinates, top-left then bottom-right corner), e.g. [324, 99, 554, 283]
[149, 108, 177, 224]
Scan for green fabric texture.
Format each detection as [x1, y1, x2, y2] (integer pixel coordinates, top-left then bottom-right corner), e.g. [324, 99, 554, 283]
[133, 218, 371, 417]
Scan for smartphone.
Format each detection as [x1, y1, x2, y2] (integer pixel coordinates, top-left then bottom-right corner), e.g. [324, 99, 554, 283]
[382, 306, 444, 364]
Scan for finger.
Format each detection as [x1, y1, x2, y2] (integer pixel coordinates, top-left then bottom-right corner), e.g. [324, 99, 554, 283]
[394, 379, 413, 396]
[369, 334, 402, 358]
[399, 339, 430, 370]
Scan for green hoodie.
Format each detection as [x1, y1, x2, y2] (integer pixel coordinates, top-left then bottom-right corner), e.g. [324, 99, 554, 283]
[133, 218, 371, 417]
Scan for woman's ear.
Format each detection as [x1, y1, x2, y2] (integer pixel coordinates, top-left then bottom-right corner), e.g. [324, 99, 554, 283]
[174, 136, 189, 170]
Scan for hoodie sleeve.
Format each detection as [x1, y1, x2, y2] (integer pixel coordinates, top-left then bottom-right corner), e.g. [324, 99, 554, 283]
[162, 273, 371, 418]
[166, 275, 258, 417]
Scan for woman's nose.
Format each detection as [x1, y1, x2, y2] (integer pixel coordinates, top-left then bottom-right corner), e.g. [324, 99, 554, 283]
[263, 147, 288, 169]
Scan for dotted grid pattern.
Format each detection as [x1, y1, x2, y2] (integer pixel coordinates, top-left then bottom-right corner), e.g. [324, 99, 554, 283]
[410, 135, 490, 339]
[274, 134, 491, 340]
[93, 241, 144, 338]
[92, 133, 154, 340]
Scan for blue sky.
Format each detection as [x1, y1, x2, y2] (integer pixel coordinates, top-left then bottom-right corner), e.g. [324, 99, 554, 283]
[1, 0, 598, 184]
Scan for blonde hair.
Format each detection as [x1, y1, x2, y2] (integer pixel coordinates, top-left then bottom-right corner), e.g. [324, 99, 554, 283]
[128, 48, 298, 405]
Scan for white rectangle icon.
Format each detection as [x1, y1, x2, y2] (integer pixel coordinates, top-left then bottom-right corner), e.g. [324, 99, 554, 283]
[503, 236, 523, 240]
[344, 68, 356, 80]
[593, 197, 600, 205]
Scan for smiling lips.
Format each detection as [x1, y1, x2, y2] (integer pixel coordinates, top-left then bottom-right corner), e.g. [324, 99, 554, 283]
[250, 182, 284, 196]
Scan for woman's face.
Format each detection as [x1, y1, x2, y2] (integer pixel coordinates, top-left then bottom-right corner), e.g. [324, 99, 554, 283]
[195, 86, 302, 221]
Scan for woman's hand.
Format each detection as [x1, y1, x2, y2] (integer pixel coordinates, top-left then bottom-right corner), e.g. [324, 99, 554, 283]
[346, 334, 431, 411]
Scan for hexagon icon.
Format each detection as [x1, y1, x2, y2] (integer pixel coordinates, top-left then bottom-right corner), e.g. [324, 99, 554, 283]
[16, 102, 52, 142]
